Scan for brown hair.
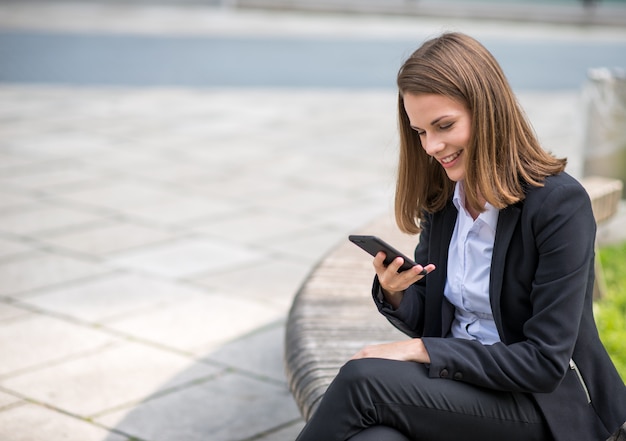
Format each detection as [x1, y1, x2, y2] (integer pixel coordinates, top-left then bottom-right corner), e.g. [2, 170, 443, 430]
[395, 32, 566, 234]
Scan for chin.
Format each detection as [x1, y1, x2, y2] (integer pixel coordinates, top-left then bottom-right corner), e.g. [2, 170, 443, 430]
[444, 170, 465, 182]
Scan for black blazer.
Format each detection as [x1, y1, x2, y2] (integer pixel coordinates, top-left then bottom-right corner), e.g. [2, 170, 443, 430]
[374, 172, 626, 441]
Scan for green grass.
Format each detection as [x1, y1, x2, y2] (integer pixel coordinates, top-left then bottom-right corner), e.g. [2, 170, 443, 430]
[595, 241, 626, 380]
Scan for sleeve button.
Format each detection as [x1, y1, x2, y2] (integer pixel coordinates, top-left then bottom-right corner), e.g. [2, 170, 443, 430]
[439, 369, 449, 378]
[454, 372, 463, 380]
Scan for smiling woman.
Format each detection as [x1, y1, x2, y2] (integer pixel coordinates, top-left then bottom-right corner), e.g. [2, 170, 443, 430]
[294, 32, 626, 441]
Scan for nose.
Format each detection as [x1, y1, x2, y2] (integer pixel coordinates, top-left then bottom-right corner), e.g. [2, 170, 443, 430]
[421, 134, 444, 156]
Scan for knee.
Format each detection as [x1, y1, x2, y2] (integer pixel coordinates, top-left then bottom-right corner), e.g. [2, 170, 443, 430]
[332, 358, 425, 403]
[337, 359, 379, 384]
[332, 358, 390, 394]
[348, 426, 411, 441]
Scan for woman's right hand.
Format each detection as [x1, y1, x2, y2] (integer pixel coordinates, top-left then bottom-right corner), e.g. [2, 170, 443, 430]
[373, 252, 435, 309]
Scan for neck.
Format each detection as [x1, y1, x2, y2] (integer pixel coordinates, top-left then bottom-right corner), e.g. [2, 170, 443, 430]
[465, 194, 486, 221]
[465, 202, 481, 220]
[457, 181, 486, 221]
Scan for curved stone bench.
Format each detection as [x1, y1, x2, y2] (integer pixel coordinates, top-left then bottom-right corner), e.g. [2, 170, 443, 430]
[284, 212, 412, 420]
[284, 176, 622, 421]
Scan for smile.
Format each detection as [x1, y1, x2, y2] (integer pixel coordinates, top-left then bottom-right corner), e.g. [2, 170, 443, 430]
[440, 150, 462, 164]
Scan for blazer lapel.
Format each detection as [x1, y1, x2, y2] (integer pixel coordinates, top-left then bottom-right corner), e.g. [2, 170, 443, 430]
[490, 203, 521, 339]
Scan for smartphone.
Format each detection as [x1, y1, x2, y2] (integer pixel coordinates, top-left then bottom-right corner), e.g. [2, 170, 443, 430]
[348, 235, 417, 272]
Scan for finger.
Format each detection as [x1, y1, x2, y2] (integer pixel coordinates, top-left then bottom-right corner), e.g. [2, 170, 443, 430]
[373, 251, 387, 267]
[387, 256, 406, 273]
[412, 263, 436, 277]
[423, 263, 436, 274]
[401, 263, 435, 278]
[350, 349, 364, 360]
[373, 253, 405, 276]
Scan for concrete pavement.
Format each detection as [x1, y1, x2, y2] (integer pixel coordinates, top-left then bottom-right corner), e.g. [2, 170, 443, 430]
[0, 2, 625, 441]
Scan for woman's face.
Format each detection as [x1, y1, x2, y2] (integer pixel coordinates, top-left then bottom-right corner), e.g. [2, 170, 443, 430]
[403, 93, 472, 183]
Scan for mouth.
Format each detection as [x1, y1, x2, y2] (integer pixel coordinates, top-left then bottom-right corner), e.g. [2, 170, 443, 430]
[439, 150, 462, 166]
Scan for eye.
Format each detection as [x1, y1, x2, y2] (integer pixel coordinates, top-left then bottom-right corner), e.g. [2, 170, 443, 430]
[439, 122, 453, 130]
[413, 128, 426, 136]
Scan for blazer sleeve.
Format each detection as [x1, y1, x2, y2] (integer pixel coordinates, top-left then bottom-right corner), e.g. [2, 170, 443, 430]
[371, 212, 433, 338]
[421, 179, 597, 393]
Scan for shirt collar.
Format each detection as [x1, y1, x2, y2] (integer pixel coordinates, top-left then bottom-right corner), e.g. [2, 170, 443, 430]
[452, 181, 499, 232]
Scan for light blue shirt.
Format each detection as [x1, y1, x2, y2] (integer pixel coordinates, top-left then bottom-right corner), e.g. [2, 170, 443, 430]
[444, 181, 501, 345]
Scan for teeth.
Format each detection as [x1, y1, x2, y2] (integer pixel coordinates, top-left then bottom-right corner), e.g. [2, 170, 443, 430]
[441, 151, 461, 164]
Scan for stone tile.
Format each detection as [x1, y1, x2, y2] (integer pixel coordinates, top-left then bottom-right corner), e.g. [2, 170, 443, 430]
[205, 321, 288, 383]
[117, 196, 242, 226]
[0, 191, 37, 211]
[0, 161, 109, 193]
[40, 221, 175, 256]
[85, 152, 186, 177]
[96, 372, 301, 441]
[241, 152, 392, 198]
[0, 156, 73, 175]
[255, 186, 354, 216]
[184, 172, 289, 201]
[0, 314, 115, 377]
[108, 236, 267, 278]
[77, 147, 170, 173]
[1, 341, 221, 417]
[0, 236, 34, 260]
[307, 195, 393, 231]
[0, 403, 128, 441]
[22, 273, 208, 323]
[257, 421, 306, 441]
[124, 161, 214, 185]
[0, 136, 61, 161]
[0, 152, 37, 171]
[106, 293, 283, 355]
[189, 257, 310, 311]
[290, 164, 393, 198]
[0, 252, 111, 297]
[188, 210, 316, 246]
[0, 390, 22, 409]
[56, 180, 182, 213]
[264, 228, 347, 264]
[0, 302, 30, 322]
[3, 131, 119, 159]
[0, 204, 103, 236]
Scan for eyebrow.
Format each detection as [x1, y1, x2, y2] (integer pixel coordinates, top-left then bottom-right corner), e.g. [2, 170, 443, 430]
[410, 115, 450, 131]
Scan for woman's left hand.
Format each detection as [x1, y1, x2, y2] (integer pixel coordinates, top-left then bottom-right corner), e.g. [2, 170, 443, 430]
[351, 339, 431, 364]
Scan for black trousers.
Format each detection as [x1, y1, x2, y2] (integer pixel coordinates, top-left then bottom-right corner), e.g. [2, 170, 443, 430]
[295, 358, 552, 441]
